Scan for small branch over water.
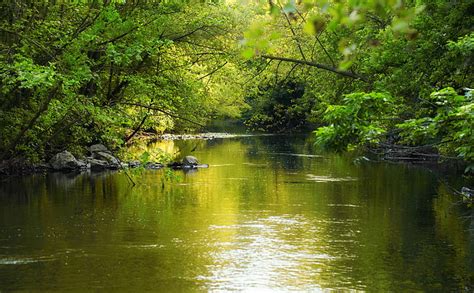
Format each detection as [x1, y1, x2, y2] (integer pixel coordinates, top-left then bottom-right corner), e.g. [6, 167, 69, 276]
[260, 55, 367, 81]
[119, 102, 205, 127]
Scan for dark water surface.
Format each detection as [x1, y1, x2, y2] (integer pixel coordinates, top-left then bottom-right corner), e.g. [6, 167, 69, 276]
[1, 135, 473, 291]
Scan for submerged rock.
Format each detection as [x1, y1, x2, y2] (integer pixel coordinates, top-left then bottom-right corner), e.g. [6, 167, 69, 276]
[182, 155, 199, 166]
[168, 156, 208, 170]
[128, 160, 141, 168]
[49, 151, 88, 171]
[145, 162, 164, 169]
[92, 151, 121, 169]
[462, 187, 474, 198]
[168, 162, 183, 169]
[87, 158, 110, 170]
[189, 164, 209, 169]
[353, 156, 370, 164]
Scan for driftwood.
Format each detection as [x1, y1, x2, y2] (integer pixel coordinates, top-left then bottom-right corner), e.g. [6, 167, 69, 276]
[369, 143, 446, 163]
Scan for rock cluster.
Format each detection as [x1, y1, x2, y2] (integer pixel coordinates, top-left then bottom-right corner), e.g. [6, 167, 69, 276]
[159, 133, 239, 140]
[46, 145, 207, 173]
[88, 144, 121, 170]
[49, 151, 88, 171]
[145, 162, 164, 169]
[48, 144, 140, 171]
[2, 143, 211, 175]
[168, 155, 208, 170]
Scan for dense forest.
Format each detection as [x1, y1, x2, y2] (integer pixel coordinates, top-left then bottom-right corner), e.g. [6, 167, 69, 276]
[0, 0, 473, 171]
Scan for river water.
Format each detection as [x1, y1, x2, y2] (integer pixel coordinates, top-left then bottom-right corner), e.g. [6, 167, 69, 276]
[1, 135, 473, 291]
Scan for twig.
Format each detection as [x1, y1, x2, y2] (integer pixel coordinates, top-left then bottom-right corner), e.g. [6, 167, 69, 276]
[119, 102, 205, 127]
[198, 61, 228, 80]
[124, 111, 149, 144]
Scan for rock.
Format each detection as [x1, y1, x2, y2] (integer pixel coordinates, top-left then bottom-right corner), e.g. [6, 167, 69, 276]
[167, 162, 183, 169]
[128, 160, 141, 168]
[353, 156, 370, 164]
[87, 144, 123, 169]
[88, 144, 110, 154]
[168, 162, 208, 170]
[158, 133, 237, 141]
[461, 187, 474, 198]
[145, 162, 164, 169]
[49, 151, 87, 171]
[87, 158, 110, 170]
[77, 159, 90, 169]
[184, 164, 209, 169]
[34, 163, 52, 171]
[182, 155, 199, 166]
[92, 151, 121, 168]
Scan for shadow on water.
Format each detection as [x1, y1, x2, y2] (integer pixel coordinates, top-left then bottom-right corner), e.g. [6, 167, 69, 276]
[0, 135, 473, 291]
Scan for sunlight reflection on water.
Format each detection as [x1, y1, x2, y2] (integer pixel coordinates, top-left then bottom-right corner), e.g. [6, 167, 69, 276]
[202, 215, 336, 291]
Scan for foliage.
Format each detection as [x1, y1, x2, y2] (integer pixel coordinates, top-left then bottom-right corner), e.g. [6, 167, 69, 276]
[0, 1, 247, 161]
[0, 0, 473, 169]
[397, 88, 474, 163]
[314, 92, 396, 150]
[239, 0, 473, 168]
[244, 80, 310, 132]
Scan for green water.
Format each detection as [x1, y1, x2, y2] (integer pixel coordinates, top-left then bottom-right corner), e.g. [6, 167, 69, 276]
[1, 135, 473, 291]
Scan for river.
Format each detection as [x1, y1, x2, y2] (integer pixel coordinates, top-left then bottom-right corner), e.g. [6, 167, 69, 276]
[1, 135, 473, 291]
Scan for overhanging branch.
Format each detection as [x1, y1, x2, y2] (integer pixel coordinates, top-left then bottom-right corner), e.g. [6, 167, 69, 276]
[119, 102, 205, 127]
[260, 54, 367, 81]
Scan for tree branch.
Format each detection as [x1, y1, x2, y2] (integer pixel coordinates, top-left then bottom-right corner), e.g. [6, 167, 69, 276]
[260, 54, 367, 81]
[170, 25, 216, 42]
[2, 83, 61, 159]
[281, 10, 307, 61]
[119, 102, 205, 127]
[243, 59, 272, 85]
[124, 112, 149, 144]
[59, 7, 102, 51]
[0, 27, 55, 60]
[198, 61, 227, 80]
[96, 16, 160, 46]
[293, 7, 336, 67]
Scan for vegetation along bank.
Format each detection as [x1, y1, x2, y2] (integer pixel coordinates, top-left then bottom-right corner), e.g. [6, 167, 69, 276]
[0, 1, 472, 174]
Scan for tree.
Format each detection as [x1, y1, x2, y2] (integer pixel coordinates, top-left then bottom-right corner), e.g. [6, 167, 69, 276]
[0, 1, 247, 161]
[239, 0, 473, 168]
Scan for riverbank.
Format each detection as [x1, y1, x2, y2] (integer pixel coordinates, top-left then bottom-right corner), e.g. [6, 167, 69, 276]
[0, 141, 208, 176]
[132, 132, 276, 142]
[1, 132, 472, 177]
[0, 133, 207, 175]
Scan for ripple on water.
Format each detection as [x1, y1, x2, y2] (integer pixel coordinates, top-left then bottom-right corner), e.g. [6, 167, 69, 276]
[265, 152, 325, 158]
[242, 163, 268, 167]
[0, 256, 55, 265]
[0, 248, 89, 266]
[327, 204, 361, 208]
[306, 174, 357, 182]
[120, 244, 166, 249]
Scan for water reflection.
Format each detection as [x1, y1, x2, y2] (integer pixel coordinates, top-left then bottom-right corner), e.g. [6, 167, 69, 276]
[0, 135, 473, 291]
[203, 214, 331, 291]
